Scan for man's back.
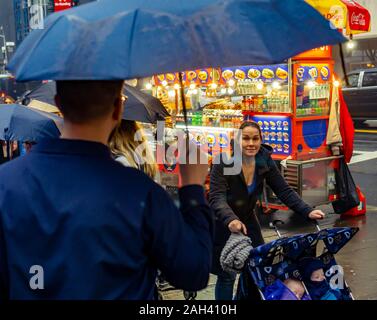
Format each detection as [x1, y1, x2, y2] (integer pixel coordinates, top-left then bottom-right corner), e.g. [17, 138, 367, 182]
[0, 139, 213, 299]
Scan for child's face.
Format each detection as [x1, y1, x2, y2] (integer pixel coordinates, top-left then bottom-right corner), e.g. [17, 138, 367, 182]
[310, 268, 326, 282]
[284, 279, 305, 300]
[291, 283, 305, 300]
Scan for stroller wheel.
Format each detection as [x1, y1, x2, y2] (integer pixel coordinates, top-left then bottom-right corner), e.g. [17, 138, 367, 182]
[183, 291, 197, 300]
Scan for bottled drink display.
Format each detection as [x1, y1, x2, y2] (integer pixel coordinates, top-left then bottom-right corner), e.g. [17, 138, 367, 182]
[296, 83, 330, 116]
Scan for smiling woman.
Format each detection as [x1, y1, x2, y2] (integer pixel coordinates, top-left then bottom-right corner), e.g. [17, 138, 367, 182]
[209, 120, 326, 300]
[238, 121, 263, 158]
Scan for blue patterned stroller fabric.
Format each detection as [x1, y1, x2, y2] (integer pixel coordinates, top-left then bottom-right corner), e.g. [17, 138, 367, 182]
[318, 227, 359, 254]
[248, 237, 287, 267]
[237, 227, 359, 300]
[281, 233, 318, 260]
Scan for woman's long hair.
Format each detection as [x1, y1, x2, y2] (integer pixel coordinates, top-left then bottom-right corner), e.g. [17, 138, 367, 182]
[109, 120, 157, 180]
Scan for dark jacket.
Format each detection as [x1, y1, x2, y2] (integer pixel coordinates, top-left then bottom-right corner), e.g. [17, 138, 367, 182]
[209, 144, 313, 275]
[0, 139, 213, 299]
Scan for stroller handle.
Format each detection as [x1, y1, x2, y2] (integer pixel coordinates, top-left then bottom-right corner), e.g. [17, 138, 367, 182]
[312, 219, 321, 232]
[269, 219, 285, 238]
[269, 219, 321, 239]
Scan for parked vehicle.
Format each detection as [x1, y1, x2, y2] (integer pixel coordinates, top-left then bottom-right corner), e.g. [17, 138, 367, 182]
[342, 68, 377, 125]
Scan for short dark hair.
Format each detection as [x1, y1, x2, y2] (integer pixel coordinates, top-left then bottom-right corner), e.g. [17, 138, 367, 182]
[56, 80, 124, 123]
[239, 121, 262, 139]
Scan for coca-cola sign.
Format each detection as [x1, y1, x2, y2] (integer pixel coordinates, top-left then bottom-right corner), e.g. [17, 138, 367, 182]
[340, 0, 370, 33]
[351, 12, 366, 26]
[54, 0, 72, 12]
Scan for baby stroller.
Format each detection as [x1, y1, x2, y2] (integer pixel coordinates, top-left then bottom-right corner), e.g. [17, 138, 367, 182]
[236, 220, 359, 300]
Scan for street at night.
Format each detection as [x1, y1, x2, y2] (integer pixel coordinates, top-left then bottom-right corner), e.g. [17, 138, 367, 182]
[1, 0, 377, 310]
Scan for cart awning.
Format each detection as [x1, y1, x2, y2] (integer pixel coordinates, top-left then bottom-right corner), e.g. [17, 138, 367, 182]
[306, 0, 371, 35]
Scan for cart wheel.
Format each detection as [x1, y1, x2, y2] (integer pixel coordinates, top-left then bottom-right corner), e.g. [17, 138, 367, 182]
[183, 291, 197, 300]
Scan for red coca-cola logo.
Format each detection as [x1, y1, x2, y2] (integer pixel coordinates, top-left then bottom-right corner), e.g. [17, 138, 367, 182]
[351, 12, 366, 26]
[54, 0, 72, 12]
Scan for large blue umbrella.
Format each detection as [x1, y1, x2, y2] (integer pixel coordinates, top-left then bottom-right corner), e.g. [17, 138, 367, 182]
[7, 0, 346, 81]
[0, 104, 62, 141]
[21, 82, 170, 123]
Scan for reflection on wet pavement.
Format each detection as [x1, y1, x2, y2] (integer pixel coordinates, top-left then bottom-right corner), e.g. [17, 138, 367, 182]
[163, 205, 377, 300]
[259, 205, 377, 300]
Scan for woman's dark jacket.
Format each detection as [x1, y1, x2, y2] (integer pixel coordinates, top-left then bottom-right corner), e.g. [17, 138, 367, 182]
[209, 144, 313, 275]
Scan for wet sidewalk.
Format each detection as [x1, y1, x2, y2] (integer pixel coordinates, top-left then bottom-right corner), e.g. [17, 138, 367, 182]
[162, 205, 377, 300]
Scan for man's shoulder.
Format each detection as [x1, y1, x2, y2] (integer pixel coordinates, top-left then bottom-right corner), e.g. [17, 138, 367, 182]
[111, 161, 171, 208]
[111, 158, 147, 178]
[0, 156, 28, 177]
[110, 159, 162, 191]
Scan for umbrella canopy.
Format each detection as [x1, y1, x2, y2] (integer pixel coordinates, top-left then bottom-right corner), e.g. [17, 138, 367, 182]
[22, 81, 57, 107]
[306, 0, 371, 35]
[0, 104, 62, 141]
[7, 0, 346, 81]
[123, 84, 170, 123]
[21, 82, 169, 123]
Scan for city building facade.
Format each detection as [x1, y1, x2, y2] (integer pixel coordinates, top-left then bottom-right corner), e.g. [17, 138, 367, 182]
[1, 0, 78, 98]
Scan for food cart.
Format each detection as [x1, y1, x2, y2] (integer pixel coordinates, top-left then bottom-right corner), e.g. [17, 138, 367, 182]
[148, 0, 371, 211]
[151, 50, 336, 208]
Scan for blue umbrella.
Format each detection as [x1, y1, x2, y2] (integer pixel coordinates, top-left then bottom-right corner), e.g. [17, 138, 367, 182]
[21, 82, 57, 107]
[7, 0, 346, 81]
[0, 104, 62, 142]
[21, 82, 170, 123]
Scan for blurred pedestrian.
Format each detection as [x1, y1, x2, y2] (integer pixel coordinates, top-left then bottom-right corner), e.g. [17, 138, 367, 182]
[22, 141, 35, 154]
[0, 140, 7, 164]
[109, 118, 159, 183]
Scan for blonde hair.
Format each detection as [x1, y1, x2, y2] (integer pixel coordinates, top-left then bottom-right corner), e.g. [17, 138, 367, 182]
[109, 120, 157, 180]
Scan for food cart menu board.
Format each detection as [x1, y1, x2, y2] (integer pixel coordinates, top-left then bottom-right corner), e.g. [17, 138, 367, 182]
[296, 63, 331, 82]
[252, 115, 292, 156]
[189, 129, 232, 152]
[220, 64, 288, 83]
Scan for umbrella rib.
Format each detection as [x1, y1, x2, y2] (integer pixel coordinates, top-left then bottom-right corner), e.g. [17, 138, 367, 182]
[127, 9, 140, 77]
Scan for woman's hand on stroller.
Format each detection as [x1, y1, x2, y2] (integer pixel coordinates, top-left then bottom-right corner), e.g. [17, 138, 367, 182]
[308, 210, 325, 220]
[228, 219, 248, 235]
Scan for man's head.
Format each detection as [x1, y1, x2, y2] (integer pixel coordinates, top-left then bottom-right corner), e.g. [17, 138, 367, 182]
[55, 80, 125, 143]
[55, 80, 124, 123]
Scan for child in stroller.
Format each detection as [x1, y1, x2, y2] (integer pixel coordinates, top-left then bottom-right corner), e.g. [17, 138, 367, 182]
[299, 257, 342, 300]
[236, 221, 359, 301]
[263, 278, 307, 300]
[283, 279, 306, 300]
